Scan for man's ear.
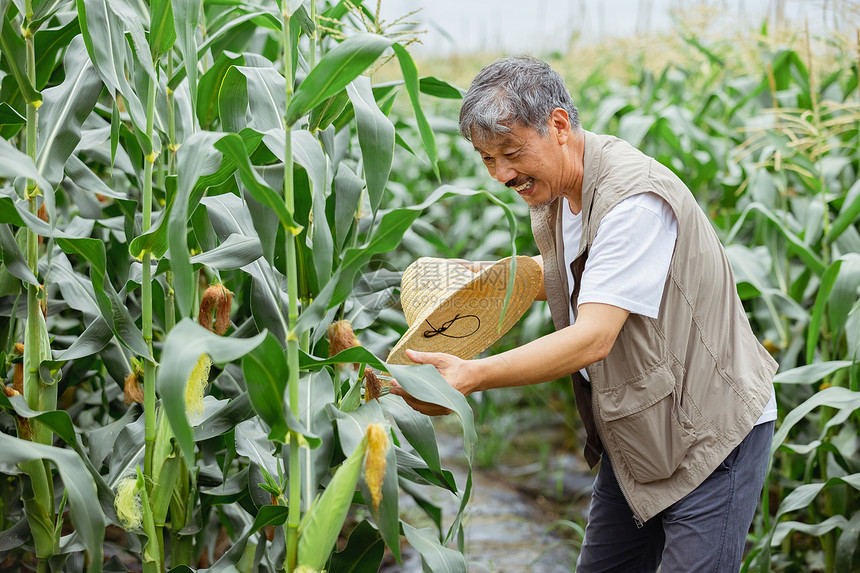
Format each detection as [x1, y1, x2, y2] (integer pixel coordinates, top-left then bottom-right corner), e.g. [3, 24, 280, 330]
[549, 108, 571, 143]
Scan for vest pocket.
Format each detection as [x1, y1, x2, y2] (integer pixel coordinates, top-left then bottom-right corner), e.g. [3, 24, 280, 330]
[597, 363, 696, 484]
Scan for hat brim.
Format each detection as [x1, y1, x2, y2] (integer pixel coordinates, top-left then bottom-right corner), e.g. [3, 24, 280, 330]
[387, 256, 541, 365]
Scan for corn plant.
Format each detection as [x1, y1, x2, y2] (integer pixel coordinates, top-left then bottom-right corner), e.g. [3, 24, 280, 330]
[0, 1, 530, 571]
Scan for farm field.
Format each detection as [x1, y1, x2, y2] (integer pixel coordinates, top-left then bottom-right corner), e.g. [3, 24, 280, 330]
[0, 1, 858, 572]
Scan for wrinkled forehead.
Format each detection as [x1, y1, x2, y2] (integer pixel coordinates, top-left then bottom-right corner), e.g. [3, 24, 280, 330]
[470, 124, 529, 154]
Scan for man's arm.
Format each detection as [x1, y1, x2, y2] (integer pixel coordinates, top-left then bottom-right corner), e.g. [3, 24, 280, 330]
[390, 302, 629, 415]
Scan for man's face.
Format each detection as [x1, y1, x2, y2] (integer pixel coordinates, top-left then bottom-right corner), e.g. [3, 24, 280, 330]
[472, 121, 570, 208]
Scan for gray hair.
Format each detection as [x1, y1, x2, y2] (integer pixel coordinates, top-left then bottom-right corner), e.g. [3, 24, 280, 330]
[458, 56, 580, 141]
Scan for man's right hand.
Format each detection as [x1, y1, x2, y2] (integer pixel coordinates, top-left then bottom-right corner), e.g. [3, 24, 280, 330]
[388, 349, 478, 416]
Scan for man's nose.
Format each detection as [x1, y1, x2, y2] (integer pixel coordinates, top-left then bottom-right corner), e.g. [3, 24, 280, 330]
[490, 158, 517, 183]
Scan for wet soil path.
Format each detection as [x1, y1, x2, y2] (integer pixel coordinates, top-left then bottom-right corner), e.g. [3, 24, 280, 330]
[387, 423, 595, 572]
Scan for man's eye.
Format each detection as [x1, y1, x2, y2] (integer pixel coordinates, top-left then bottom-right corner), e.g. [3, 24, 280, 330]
[482, 156, 492, 163]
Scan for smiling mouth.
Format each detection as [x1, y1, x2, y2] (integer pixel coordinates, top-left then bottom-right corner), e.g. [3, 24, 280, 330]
[509, 178, 534, 193]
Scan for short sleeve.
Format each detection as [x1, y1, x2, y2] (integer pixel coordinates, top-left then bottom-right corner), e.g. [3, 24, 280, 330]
[577, 193, 678, 318]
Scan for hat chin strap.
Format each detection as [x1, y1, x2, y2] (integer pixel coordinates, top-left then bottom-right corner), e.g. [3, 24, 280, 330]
[422, 313, 481, 339]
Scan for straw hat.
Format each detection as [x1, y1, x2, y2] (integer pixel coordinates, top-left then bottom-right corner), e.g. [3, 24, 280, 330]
[387, 256, 542, 365]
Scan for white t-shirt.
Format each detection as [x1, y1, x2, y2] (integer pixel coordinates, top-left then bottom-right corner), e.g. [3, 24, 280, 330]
[561, 193, 776, 425]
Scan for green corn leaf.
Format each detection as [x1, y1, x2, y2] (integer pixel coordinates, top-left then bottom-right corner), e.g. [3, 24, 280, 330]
[156, 319, 267, 460]
[806, 259, 842, 364]
[826, 179, 860, 244]
[419, 76, 464, 99]
[193, 393, 255, 442]
[214, 133, 302, 234]
[771, 515, 848, 546]
[0, 224, 37, 285]
[204, 504, 290, 571]
[128, 206, 169, 259]
[35, 37, 102, 224]
[0, 196, 24, 226]
[0, 17, 80, 110]
[76, 0, 151, 154]
[380, 394, 443, 476]
[835, 510, 860, 573]
[190, 233, 263, 270]
[56, 237, 151, 359]
[348, 76, 394, 216]
[11, 204, 94, 240]
[297, 435, 368, 571]
[771, 387, 860, 465]
[294, 130, 332, 283]
[149, 0, 176, 58]
[388, 363, 477, 461]
[51, 251, 99, 315]
[29, 0, 69, 27]
[261, 128, 332, 282]
[110, 99, 120, 170]
[727, 202, 825, 276]
[402, 522, 468, 573]
[220, 65, 286, 133]
[198, 10, 280, 63]
[0, 10, 41, 105]
[300, 369, 337, 498]
[0, 102, 25, 138]
[33, 18, 80, 89]
[773, 474, 860, 523]
[169, 131, 223, 318]
[827, 254, 860, 342]
[0, 137, 52, 196]
[55, 317, 112, 361]
[105, 0, 155, 82]
[286, 33, 394, 126]
[773, 361, 853, 384]
[173, 0, 199, 120]
[328, 519, 385, 573]
[392, 43, 439, 179]
[332, 84, 399, 131]
[235, 418, 278, 478]
[308, 89, 350, 132]
[0, 433, 105, 573]
[0, 392, 76, 445]
[195, 52, 245, 128]
[241, 331, 290, 442]
[218, 65, 250, 133]
[333, 163, 365, 253]
[65, 155, 127, 200]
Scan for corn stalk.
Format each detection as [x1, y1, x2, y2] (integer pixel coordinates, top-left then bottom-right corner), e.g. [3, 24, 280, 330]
[18, 2, 57, 570]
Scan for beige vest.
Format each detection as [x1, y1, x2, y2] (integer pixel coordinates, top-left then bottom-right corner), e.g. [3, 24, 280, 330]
[530, 131, 777, 523]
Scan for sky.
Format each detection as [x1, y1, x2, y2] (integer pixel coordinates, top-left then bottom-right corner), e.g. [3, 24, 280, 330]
[376, 0, 848, 55]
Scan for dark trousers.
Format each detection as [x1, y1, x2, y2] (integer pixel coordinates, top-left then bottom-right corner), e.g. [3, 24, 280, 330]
[576, 421, 774, 572]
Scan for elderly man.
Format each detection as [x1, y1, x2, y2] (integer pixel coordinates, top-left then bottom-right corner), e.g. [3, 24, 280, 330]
[391, 56, 778, 572]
